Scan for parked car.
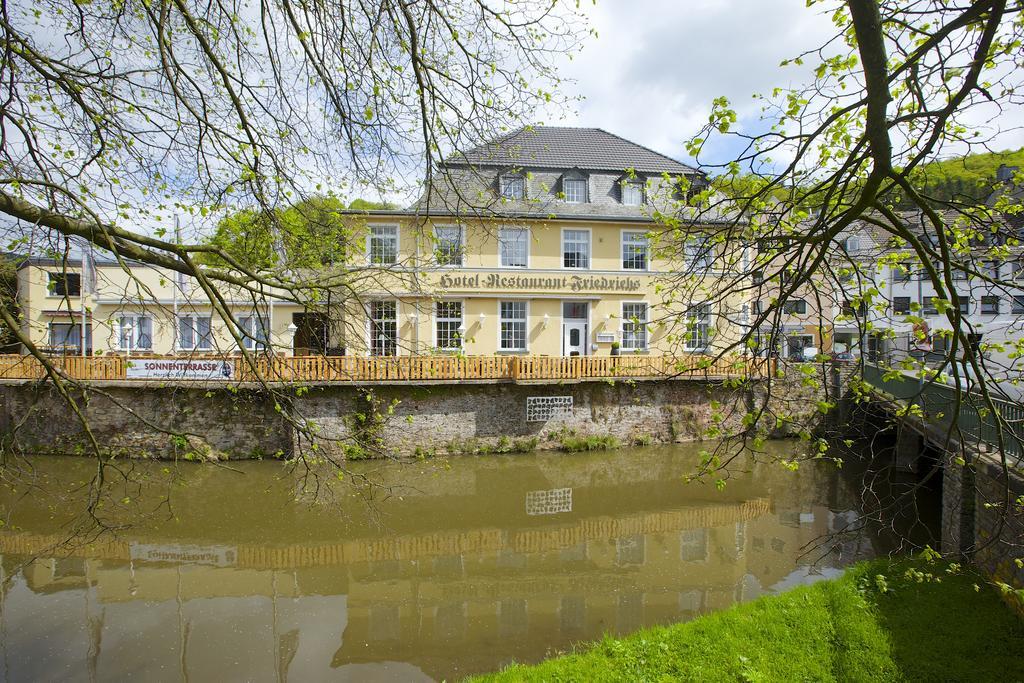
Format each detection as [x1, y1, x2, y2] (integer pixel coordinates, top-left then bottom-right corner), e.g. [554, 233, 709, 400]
[938, 364, 1024, 401]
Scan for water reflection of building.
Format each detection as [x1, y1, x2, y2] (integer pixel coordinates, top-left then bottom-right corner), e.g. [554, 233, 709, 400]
[0, 450, 872, 681]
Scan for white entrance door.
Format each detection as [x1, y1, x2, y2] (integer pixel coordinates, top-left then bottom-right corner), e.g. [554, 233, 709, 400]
[563, 322, 587, 356]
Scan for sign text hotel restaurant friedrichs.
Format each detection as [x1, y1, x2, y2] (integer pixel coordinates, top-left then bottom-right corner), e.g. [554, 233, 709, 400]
[438, 273, 643, 293]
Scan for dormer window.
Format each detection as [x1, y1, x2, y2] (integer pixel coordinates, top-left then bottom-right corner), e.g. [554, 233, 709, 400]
[673, 175, 704, 205]
[500, 173, 526, 200]
[562, 174, 588, 203]
[673, 179, 691, 203]
[621, 180, 644, 206]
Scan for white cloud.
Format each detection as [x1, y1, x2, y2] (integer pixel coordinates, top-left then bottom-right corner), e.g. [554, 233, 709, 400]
[551, 1, 839, 164]
[552, 1, 1024, 169]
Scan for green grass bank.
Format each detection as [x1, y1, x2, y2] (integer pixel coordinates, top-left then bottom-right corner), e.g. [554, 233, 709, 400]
[471, 557, 1024, 682]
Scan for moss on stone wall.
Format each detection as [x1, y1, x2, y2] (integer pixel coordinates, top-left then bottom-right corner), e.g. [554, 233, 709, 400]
[0, 370, 830, 460]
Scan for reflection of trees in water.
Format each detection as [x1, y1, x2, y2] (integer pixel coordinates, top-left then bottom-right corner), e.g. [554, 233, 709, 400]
[809, 438, 945, 561]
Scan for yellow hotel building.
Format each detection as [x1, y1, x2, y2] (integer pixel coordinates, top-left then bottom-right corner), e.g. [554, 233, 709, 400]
[13, 127, 751, 359]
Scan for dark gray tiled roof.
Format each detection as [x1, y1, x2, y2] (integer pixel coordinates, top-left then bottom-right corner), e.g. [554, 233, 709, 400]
[447, 126, 700, 176]
[987, 182, 1024, 228]
[405, 166, 734, 223]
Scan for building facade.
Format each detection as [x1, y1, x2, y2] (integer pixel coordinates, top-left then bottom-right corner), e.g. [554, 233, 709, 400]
[15, 256, 295, 357]
[833, 212, 1024, 369]
[13, 127, 750, 359]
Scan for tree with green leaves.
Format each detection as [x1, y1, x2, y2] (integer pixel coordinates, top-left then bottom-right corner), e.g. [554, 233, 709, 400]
[200, 197, 397, 271]
[661, 0, 1024, 564]
[0, 0, 587, 522]
[0, 0, 583, 332]
[0, 256, 19, 353]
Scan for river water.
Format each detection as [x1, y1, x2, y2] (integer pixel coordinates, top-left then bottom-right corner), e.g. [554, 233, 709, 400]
[0, 444, 877, 682]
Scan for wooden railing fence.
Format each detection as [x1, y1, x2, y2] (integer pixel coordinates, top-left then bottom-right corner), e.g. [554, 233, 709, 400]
[0, 353, 773, 383]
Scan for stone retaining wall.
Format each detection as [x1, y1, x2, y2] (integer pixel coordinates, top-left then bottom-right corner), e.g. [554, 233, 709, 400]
[296, 380, 740, 457]
[0, 382, 291, 460]
[942, 451, 1024, 614]
[0, 371, 828, 459]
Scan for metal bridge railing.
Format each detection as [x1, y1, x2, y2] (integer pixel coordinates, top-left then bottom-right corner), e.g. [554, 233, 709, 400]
[862, 363, 1024, 463]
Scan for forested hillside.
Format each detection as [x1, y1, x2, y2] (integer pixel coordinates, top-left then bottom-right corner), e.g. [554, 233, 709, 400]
[712, 149, 1023, 210]
[895, 148, 1023, 208]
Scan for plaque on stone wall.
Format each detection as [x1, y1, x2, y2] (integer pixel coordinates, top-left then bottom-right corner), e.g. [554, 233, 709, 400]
[526, 396, 573, 422]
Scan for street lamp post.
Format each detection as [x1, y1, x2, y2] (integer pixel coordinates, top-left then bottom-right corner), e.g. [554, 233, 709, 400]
[287, 323, 298, 357]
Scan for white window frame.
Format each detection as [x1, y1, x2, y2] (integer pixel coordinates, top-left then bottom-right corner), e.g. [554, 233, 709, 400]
[367, 300, 398, 357]
[118, 314, 153, 351]
[621, 301, 649, 351]
[561, 300, 589, 321]
[684, 239, 714, 271]
[683, 304, 712, 352]
[893, 296, 912, 315]
[621, 230, 649, 271]
[366, 224, 399, 265]
[561, 228, 591, 270]
[497, 300, 529, 352]
[434, 225, 464, 267]
[782, 299, 808, 315]
[500, 174, 526, 200]
[621, 180, 645, 206]
[499, 226, 530, 269]
[238, 312, 270, 351]
[48, 321, 82, 350]
[956, 292, 970, 315]
[177, 313, 213, 351]
[563, 177, 588, 204]
[434, 300, 464, 351]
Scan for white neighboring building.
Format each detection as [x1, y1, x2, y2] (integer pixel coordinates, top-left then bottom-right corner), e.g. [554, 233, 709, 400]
[833, 210, 1024, 372]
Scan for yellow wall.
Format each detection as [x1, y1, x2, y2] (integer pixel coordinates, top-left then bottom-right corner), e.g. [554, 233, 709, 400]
[16, 260, 296, 356]
[15, 215, 757, 357]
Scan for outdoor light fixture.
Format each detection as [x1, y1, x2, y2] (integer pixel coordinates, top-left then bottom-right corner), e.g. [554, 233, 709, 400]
[479, 312, 486, 320]
[409, 313, 419, 321]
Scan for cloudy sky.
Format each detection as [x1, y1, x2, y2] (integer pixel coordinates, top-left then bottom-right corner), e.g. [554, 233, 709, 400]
[551, 0, 1021, 169]
[550, 0, 837, 166]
